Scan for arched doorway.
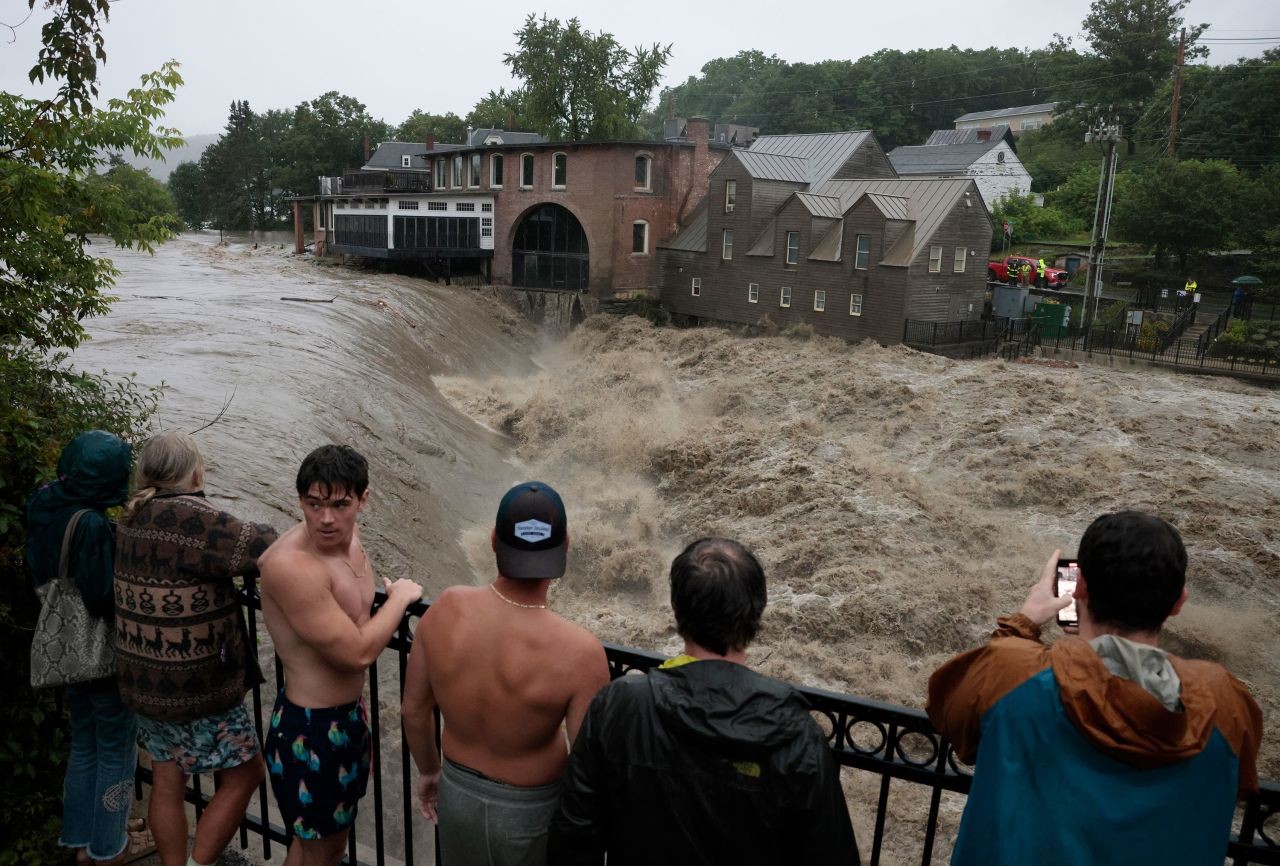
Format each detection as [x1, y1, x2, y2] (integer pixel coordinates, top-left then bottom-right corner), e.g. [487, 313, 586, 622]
[511, 204, 589, 291]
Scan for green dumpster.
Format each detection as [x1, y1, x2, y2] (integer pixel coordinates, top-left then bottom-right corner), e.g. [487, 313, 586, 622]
[1031, 301, 1072, 339]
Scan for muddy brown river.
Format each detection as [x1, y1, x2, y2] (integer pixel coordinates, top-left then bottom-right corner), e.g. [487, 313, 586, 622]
[72, 235, 1280, 865]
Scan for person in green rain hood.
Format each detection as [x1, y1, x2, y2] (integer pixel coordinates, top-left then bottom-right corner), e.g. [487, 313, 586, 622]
[25, 431, 137, 865]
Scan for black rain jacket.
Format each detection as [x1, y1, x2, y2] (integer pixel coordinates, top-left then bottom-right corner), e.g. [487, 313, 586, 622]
[549, 659, 860, 866]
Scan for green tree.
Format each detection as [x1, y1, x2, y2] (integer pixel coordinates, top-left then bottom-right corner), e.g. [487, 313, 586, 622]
[1112, 158, 1244, 269]
[466, 88, 531, 132]
[168, 161, 206, 228]
[198, 99, 265, 231]
[1081, 0, 1207, 149]
[504, 14, 671, 140]
[85, 157, 182, 232]
[397, 109, 467, 144]
[990, 191, 1085, 249]
[278, 91, 392, 199]
[1, 2, 172, 861]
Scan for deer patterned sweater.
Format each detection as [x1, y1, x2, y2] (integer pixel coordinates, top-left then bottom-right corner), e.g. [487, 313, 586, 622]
[114, 492, 278, 723]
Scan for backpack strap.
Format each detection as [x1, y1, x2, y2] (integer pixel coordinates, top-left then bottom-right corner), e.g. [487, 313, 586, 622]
[58, 509, 92, 580]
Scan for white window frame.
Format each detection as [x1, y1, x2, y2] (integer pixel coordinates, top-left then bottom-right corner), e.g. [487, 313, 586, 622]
[490, 154, 504, 188]
[634, 153, 652, 191]
[451, 155, 463, 189]
[953, 246, 967, 273]
[780, 286, 791, 308]
[748, 282, 759, 303]
[521, 153, 535, 188]
[813, 289, 826, 312]
[469, 154, 482, 188]
[850, 293, 863, 316]
[401, 154, 412, 168]
[724, 179, 736, 213]
[855, 234, 871, 270]
[722, 229, 733, 260]
[435, 158, 447, 190]
[481, 217, 493, 238]
[929, 245, 943, 273]
[632, 220, 649, 255]
[552, 152, 567, 189]
[691, 277, 702, 297]
[785, 231, 799, 266]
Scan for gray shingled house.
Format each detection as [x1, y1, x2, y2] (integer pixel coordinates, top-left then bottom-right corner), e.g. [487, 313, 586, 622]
[657, 131, 993, 344]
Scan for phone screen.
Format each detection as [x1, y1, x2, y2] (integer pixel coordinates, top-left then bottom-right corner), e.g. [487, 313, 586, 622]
[1056, 560, 1080, 627]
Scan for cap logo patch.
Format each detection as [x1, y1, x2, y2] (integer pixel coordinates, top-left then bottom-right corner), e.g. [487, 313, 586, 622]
[513, 519, 552, 542]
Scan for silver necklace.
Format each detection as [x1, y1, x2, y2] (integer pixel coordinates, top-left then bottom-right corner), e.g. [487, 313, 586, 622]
[489, 583, 547, 609]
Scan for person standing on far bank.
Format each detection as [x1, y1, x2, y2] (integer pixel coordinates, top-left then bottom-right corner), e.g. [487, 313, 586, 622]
[26, 431, 137, 866]
[259, 445, 423, 866]
[401, 481, 610, 866]
[114, 431, 278, 866]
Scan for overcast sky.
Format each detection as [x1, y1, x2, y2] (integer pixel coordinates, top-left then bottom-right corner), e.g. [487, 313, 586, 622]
[1, 0, 1275, 136]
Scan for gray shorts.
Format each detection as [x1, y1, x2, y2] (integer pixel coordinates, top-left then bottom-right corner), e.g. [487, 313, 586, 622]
[137, 703, 260, 775]
[437, 756, 562, 866]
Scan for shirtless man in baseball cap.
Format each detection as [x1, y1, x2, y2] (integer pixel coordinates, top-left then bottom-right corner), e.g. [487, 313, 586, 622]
[401, 481, 610, 866]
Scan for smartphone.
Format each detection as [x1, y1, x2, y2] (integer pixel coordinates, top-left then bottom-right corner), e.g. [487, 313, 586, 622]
[1055, 559, 1080, 628]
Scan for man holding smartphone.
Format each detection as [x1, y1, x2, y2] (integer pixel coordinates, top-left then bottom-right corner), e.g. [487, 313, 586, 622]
[927, 511, 1262, 866]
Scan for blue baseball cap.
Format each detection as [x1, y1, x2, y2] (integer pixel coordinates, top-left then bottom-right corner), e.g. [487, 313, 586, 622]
[494, 481, 568, 580]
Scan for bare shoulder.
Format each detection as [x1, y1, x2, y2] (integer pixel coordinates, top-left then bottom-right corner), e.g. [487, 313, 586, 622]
[260, 537, 329, 602]
[421, 584, 477, 620]
[552, 615, 607, 665]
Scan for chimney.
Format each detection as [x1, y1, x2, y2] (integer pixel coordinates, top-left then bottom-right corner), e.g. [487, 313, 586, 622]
[687, 115, 710, 151]
[976, 129, 991, 142]
[426, 134, 435, 152]
[362, 135, 370, 162]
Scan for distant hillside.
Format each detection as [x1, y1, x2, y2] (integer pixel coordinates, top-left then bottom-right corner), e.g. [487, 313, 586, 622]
[117, 133, 219, 181]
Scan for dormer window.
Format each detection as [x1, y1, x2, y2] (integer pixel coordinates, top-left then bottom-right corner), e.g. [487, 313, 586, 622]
[401, 155, 412, 168]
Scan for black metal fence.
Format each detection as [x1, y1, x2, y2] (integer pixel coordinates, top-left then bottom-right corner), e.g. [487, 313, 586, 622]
[1032, 323, 1280, 378]
[903, 317, 1009, 348]
[142, 584, 1280, 866]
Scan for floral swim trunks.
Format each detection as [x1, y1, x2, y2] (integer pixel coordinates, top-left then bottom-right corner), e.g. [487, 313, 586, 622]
[137, 702, 261, 775]
[264, 692, 371, 841]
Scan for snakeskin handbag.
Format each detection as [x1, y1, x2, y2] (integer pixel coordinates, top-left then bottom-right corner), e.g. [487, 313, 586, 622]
[29, 509, 117, 688]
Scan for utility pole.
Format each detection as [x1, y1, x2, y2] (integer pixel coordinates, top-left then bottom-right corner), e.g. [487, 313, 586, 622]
[1082, 117, 1123, 339]
[1168, 28, 1186, 158]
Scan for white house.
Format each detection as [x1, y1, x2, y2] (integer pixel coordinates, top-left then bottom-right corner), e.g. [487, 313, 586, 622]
[887, 134, 1032, 210]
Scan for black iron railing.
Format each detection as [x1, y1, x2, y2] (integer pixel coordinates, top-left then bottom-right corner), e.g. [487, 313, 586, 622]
[903, 317, 1010, 347]
[140, 584, 1280, 866]
[1197, 304, 1234, 359]
[1161, 302, 1199, 351]
[1028, 322, 1280, 378]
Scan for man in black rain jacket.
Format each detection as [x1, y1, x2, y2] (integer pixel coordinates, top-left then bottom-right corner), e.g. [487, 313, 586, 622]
[548, 538, 860, 866]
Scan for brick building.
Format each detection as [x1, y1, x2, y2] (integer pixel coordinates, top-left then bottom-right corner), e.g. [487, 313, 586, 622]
[296, 118, 727, 299]
[658, 131, 993, 344]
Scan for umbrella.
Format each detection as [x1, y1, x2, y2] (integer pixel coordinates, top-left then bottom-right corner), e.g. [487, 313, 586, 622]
[1231, 275, 1264, 286]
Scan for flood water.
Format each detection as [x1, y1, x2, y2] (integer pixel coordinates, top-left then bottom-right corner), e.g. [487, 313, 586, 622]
[71, 234, 1280, 865]
[75, 233, 539, 591]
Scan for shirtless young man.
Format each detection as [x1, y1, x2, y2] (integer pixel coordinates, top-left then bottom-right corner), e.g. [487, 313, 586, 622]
[259, 445, 423, 866]
[401, 481, 610, 866]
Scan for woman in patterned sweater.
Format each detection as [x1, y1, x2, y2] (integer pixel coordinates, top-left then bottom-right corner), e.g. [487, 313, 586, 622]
[114, 432, 277, 866]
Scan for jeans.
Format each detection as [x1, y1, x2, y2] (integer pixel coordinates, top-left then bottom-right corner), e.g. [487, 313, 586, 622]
[61, 679, 138, 861]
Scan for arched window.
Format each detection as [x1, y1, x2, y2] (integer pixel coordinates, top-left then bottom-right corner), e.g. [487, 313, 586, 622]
[634, 153, 652, 191]
[451, 155, 463, 188]
[469, 154, 482, 187]
[521, 153, 535, 188]
[491, 154, 504, 188]
[552, 152, 567, 188]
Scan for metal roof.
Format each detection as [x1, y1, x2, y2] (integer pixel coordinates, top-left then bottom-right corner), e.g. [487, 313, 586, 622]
[809, 177, 979, 266]
[953, 102, 1057, 123]
[864, 194, 911, 221]
[364, 141, 429, 170]
[745, 131, 872, 185]
[924, 125, 1013, 146]
[659, 206, 708, 253]
[795, 192, 844, 219]
[735, 150, 809, 183]
[887, 143, 1005, 174]
[467, 128, 547, 147]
